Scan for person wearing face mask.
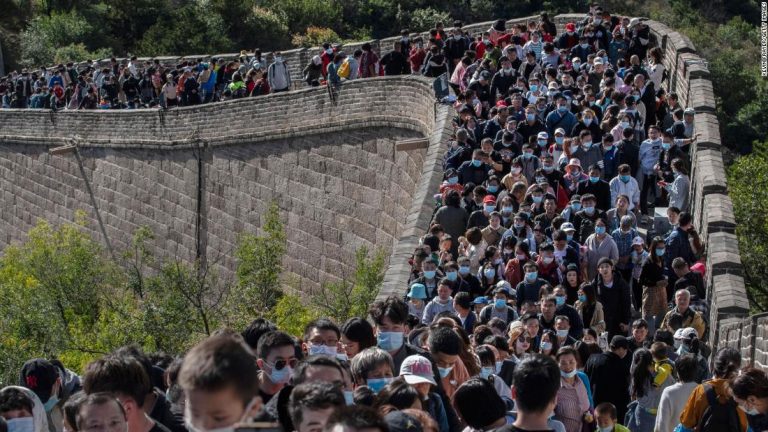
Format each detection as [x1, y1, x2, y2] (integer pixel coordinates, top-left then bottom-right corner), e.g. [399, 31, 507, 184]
[255, 332, 299, 405]
[458, 149, 491, 186]
[577, 164, 611, 212]
[422, 279, 456, 325]
[545, 95, 577, 137]
[730, 368, 768, 431]
[655, 354, 700, 432]
[266, 51, 291, 92]
[468, 194, 496, 230]
[638, 237, 669, 336]
[479, 285, 519, 325]
[638, 125, 663, 217]
[557, 22, 579, 50]
[663, 212, 700, 287]
[563, 158, 588, 198]
[0, 386, 51, 432]
[554, 347, 593, 431]
[490, 58, 518, 106]
[658, 158, 690, 213]
[676, 348, 749, 432]
[513, 144, 541, 184]
[571, 108, 602, 143]
[515, 262, 548, 309]
[406, 283, 428, 320]
[573, 194, 607, 244]
[482, 212, 508, 247]
[19, 358, 64, 432]
[517, 105, 547, 144]
[412, 258, 444, 300]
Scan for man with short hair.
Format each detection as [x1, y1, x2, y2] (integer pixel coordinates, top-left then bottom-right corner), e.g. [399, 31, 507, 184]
[303, 319, 341, 358]
[497, 354, 561, 432]
[659, 289, 706, 338]
[515, 262, 548, 308]
[479, 285, 518, 325]
[628, 319, 649, 352]
[609, 164, 640, 211]
[76, 393, 129, 432]
[422, 279, 456, 325]
[552, 286, 584, 339]
[672, 258, 705, 300]
[585, 336, 631, 422]
[256, 331, 299, 404]
[554, 316, 578, 347]
[428, 327, 468, 398]
[289, 382, 345, 432]
[267, 52, 291, 92]
[323, 406, 388, 432]
[83, 355, 171, 432]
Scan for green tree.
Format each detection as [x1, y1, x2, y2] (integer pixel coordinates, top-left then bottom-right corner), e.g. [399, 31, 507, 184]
[20, 10, 95, 66]
[136, 3, 233, 56]
[231, 202, 287, 325]
[727, 154, 768, 312]
[404, 7, 451, 33]
[309, 246, 386, 323]
[292, 27, 341, 48]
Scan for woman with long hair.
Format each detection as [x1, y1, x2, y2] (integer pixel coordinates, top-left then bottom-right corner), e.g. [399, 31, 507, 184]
[575, 282, 605, 335]
[639, 236, 668, 336]
[627, 348, 661, 432]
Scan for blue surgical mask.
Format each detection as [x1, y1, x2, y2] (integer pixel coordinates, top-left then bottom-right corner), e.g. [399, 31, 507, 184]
[446, 271, 458, 281]
[604, 145, 614, 151]
[583, 141, 592, 148]
[495, 361, 503, 373]
[484, 204, 496, 213]
[265, 362, 293, 384]
[423, 270, 437, 279]
[438, 366, 453, 378]
[620, 175, 630, 183]
[459, 265, 471, 275]
[309, 344, 337, 357]
[555, 295, 566, 306]
[448, 176, 459, 185]
[377, 332, 404, 352]
[598, 426, 615, 432]
[558, 105, 568, 113]
[567, 234, 574, 241]
[555, 136, 564, 145]
[480, 366, 494, 379]
[532, 195, 543, 203]
[6, 418, 34, 432]
[620, 121, 630, 128]
[662, 142, 671, 150]
[502, 206, 514, 214]
[344, 390, 355, 405]
[655, 248, 665, 256]
[525, 271, 538, 281]
[578, 294, 587, 302]
[589, 176, 600, 183]
[472, 159, 482, 167]
[571, 203, 582, 211]
[530, 84, 538, 92]
[538, 139, 548, 147]
[44, 395, 59, 413]
[560, 369, 577, 378]
[527, 113, 536, 122]
[543, 165, 554, 172]
[583, 117, 593, 126]
[584, 206, 595, 215]
[595, 226, 606, 235]
[494, 299, 506, 309]
[488, 185, 499, 193]
[367, 377, 394, 394]
[484, 268, 496, 279]
[540, 341, 553, 351]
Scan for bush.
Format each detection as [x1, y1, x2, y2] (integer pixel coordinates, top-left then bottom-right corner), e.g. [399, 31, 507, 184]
[408, 7, 452, 33]
[292, 26, 342, 48]
[727, 153, 768, 312]
[20, 10, 94, 66]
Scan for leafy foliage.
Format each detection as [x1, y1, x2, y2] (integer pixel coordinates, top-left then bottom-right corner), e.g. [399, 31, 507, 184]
[292, 27, 342, 49]
[727, 154, 768, 312]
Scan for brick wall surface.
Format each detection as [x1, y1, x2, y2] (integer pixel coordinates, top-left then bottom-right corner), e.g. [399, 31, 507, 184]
[0, 15, 757, 368]
[0, 76, 448, 292]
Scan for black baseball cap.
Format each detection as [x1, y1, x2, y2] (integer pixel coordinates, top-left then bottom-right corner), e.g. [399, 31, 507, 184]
[20, 358, 59, 403]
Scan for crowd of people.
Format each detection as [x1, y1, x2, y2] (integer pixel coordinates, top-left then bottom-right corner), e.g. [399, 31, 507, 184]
[1, 4, 766, 432]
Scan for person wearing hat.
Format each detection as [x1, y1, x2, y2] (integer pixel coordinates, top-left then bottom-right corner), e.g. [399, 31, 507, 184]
[557, 23, 579, 50]
[438, 167, 463, 204]
[407, 283, 428, 320]
[626, 18, 650, 62]
[584, 335, 632, 422]
[398, 355, 451, 432]
[479, 283, 518, 325]
[560, 191, 583, 224]
[467, 194, 496, 230]
[488, 19, 506, 45]
[19, 358, 63, 431]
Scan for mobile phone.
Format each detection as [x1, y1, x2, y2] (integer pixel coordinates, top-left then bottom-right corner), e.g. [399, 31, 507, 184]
[236, 422, 282, 432]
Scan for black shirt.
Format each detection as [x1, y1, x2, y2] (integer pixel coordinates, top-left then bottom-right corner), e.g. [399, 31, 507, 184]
[497, 425, 553, 432]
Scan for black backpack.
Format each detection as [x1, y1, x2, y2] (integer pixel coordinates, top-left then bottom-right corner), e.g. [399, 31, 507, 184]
[696, 384, 741, 432]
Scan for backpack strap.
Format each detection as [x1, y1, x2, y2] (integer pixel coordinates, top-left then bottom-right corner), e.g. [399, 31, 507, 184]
[703, 383, 717, 407]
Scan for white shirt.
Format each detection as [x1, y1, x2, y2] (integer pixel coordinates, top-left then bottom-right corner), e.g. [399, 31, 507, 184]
[655, 381, 698, 432]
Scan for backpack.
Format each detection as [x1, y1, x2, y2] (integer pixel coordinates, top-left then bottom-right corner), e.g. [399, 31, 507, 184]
[696, 384, 741, 432]
[338, 60, 350, 79]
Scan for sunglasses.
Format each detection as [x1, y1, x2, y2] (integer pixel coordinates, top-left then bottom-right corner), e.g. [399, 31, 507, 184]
[266, 358, 299, 371]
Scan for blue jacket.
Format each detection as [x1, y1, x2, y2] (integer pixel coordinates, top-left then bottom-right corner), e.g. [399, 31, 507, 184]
[545, 109, 577, 137]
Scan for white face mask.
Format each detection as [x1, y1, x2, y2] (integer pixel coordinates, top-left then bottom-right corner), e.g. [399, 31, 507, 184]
[185, 398, 258, 432]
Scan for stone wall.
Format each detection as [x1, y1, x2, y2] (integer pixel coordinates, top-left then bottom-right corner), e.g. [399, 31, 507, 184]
[0, 76, 452, 292]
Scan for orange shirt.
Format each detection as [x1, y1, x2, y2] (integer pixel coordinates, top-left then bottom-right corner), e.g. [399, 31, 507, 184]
[679, 378, 749, 431]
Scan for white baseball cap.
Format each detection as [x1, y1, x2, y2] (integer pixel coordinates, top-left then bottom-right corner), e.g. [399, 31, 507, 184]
[399, 355, 436, 386]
